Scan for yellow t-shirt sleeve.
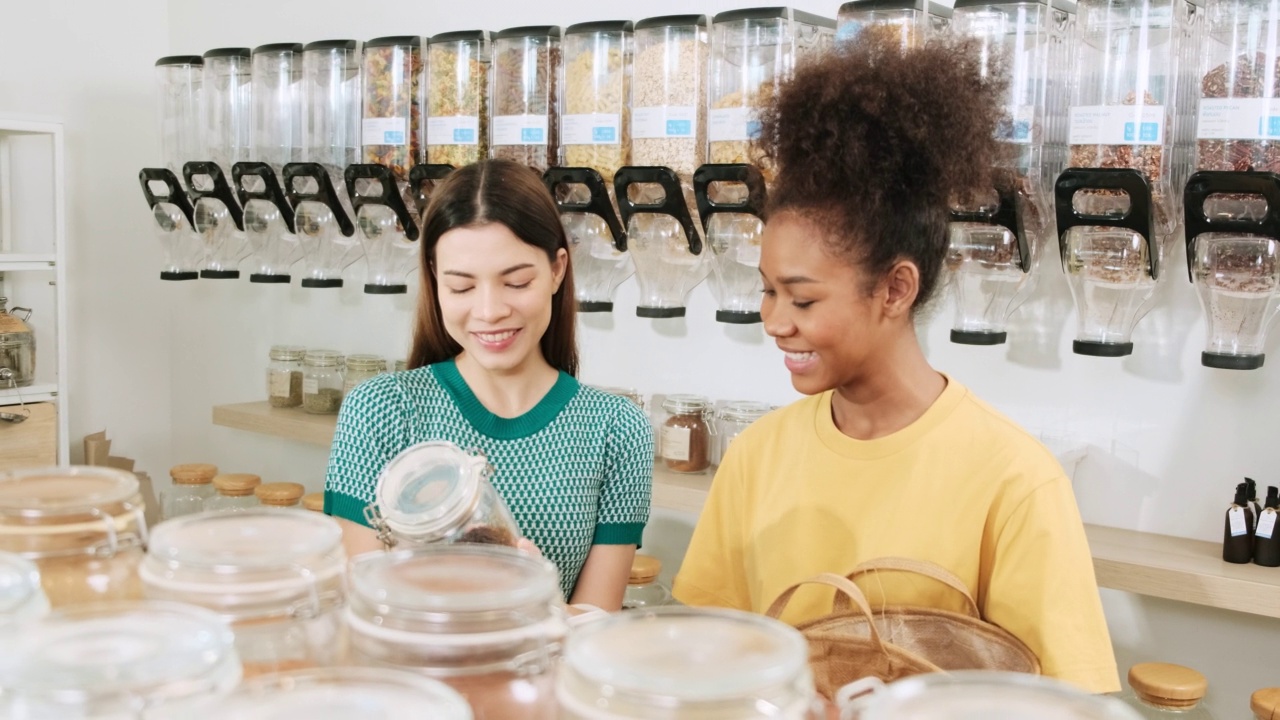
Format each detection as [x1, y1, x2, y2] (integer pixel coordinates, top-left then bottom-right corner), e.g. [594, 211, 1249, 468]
[983, 476, 1121, 694]
[672, 447, 752, 610]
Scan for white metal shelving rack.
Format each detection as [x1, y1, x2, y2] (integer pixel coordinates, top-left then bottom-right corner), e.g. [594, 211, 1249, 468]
[0, 116, 69, 464]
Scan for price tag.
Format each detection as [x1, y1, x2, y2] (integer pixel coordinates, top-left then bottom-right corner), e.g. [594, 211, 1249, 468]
[1228, 507, 1248, 537]
[1257, 510, 1277, 539]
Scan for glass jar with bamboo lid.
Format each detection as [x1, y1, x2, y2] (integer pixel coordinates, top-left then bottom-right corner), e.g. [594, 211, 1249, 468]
[1118, 663, 1214, 719]
[163, 463, 218, 520]
[302, 492, 325, 513]
[205, 473, 262, 513]
[256, 482, 305, 509]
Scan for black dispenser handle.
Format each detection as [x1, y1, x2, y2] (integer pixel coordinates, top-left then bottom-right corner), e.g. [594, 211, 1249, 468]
[408, 163, 456, 215]
[282, 162, 355, 238]
[182, 161, 245, 232]
[949, 183, 1031, 273]
[138, 167, 196, 228]
[543, 167, 627, 251]
[692, 163, 768, 233]
[613, 166, 702, 255]
[232, 162, 296, 234]
[344, 163, 420, 242]
[1183, 171, 1280, 282]
[1054, 168, 1157, 279]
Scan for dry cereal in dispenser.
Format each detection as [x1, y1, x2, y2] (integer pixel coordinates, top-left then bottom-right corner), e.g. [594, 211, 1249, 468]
[562, 21, 633, 180]
[362, 36, 423, 182]
[427, 31, 492, 167]
[491, 26, 562, 172]
[631, 16, 709, 179]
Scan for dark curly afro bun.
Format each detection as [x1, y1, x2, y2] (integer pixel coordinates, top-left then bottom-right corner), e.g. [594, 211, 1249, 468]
[756, 32, 1008, 309]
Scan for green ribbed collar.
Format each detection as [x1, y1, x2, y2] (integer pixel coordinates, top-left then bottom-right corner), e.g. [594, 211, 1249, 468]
[431, 358, 579, 440]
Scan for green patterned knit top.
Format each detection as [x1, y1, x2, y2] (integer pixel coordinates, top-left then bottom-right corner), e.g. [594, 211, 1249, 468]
[324, 359, 654, 598]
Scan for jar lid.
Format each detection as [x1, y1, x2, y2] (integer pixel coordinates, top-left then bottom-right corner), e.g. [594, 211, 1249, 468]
[1128, 663, 1208, 708]
[303, 349, 344, 367]
[1252, 687, 1280, 719]
[561, 607, 810, 707]
[302, 492, 325, 512]
[170, 463, 218, 485]
[348, 545, 562, 629]
[629, 554, 662, 584]
[0, 601, 241, 714]
[851, 671, 1144, 720]
[269, 344, 306, 361]
[0, 551, 48, 623]
[140, 509, 345, 617]
[718, 400, 772, 423]
[213, 473, 261, 497]
[255, 482, 305, 505]
[663, 394, 710, 414]
[0, 466, 139, 517]
[372, 441, 489, 542]
[194, 667, 473, 719]
[346, 353, 387, 371]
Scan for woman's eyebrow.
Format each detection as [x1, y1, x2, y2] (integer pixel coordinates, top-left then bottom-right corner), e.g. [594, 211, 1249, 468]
[440, 263, 535, 279]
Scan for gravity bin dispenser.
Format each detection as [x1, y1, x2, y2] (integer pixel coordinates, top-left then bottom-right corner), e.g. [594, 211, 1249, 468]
[282, 162, 359, 288]
[618, 15, 712, 318]
[703, 8, 834, 324]
[183, 161, 249, 279]
[138, 168, 203, 281]
[232, 162, 300, 283]
[346, 163, 420, 294]
[836, 0, 953, 49]
[144, 55, 203, 280]
[552, 21, 634, 313]
[947, 0, 1074, 345]
[1184, 0, 1280, 368]
[1054, 0, 1202, 356]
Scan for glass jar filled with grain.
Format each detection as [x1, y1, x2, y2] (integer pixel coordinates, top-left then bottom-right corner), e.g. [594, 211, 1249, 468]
[344, 354, 387, 396]
[267, 344, 306, 408]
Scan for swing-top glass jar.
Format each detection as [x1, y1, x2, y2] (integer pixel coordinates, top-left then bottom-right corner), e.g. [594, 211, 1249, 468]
[659, 394, 714, 474]
[302, 349, 345, 414]
[0, 466, 147, 608]
[343, 353, 387, 395]
[266, 344, 305, 408]
[0, 550, 50, 629]
[365, 440, 521, 548]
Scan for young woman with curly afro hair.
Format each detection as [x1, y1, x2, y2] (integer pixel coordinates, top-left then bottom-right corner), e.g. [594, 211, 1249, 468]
[673, 33, 1119, 695]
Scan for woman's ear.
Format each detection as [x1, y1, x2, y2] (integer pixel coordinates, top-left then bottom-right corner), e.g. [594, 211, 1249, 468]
[551, 248, 569, 292]
[882, 260, 920, 319]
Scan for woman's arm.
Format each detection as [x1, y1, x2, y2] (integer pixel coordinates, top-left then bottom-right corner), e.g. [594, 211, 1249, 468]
[569, 544, 637, 611]
[335, 515, 385, 558]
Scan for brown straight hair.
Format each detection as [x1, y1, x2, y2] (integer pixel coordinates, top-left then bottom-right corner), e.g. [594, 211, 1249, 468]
[407, 160, 579, 376]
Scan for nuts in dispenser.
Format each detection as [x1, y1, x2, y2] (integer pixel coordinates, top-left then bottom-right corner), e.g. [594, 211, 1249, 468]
[1198, 53, 1280, 173]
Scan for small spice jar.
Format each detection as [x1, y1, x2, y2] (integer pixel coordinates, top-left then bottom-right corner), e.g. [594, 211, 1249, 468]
[365, 440, 521, 548]
[660, 394, 713, 474]
[163, 462, 218, 520]
[0, 466, 148, 608]
[256, 481, 306, 508]
[344, 353, 387, 396]
[593, 385, 645, 410]
[206, 473, 262, 512]
[267, 345, 306, 408]
[622, 554, 672, 610]
[714, 401, 771, 466]
[0, 601, 242, 717]
[1119, 663, 1214, 719]
[140, 509, 348, 680]
[302, 492, 326, 513]
[302, 349, 345, 414]
[0, 551, 50, 629]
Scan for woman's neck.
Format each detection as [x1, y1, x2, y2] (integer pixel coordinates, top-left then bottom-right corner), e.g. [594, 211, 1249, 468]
[829, 328, 946, 441]
[453, 351, 561, 419]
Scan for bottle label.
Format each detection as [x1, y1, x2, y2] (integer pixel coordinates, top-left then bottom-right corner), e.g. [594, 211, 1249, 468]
[709, 107, 759, 142]
[1258, 509, 1277, 539]
[563, 113, 622, 145]
[632, 106, 697, 139]
[362, 117, 408, 146]
[1068, 105, 1165, 146]
[661, 424, 691, 462]
[1229, 506, 1248, 537]
[427, 115, 480, 146]
[1197, 98, 1280, 140]
[493, 115, 549, 146]
[303, 377, 320, 396]
[269, 373, 292, 398]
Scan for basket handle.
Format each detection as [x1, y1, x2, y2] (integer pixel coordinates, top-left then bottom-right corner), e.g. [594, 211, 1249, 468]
[846, 557, 981, 618]
[766, 572, 885, 648]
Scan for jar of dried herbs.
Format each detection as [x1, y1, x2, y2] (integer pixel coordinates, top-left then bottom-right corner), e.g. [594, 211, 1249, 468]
[344, 354, 387, 396]
[302, 349, 345, 414]
[266, 345, 305, 408]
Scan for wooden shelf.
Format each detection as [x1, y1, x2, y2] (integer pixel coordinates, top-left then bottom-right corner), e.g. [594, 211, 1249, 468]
[211, 401, 1280, 620]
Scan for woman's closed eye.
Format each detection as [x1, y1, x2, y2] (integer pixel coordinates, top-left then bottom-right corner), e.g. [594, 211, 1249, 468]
[445, 285, 474, 295]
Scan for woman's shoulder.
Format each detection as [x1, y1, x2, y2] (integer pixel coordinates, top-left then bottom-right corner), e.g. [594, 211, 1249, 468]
[342, 365, 448, 415]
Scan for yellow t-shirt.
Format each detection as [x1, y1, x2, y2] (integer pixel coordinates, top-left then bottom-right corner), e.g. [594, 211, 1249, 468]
[672, 377, 1119, 694]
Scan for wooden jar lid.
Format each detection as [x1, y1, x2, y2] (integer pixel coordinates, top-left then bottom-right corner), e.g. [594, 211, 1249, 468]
[1252, 687, 1280, 720]
[629, 554, 662, 584]
[1128, 663, 1207, 709]
[301, 492, 325, 512]
[212, 473, 261, 497]
[255, 482, 305, 506]
[170, 463, 218, 485]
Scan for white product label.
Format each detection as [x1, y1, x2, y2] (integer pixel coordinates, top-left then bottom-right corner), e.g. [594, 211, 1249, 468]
[302, 377, 320, 396]
[1068, 105, 1166, 146]
[269, 373, 292, 398]
[1197, 98, 1280, 140]
[998, 105, 1038, 144]
[1229, 506, 1248, 537]
[661, 424, 692, 463]
[562, 113, 622, 145]
[427, 115, 481, 146]
[709, 107, 761, 142]
[632, 106, 697, 139]
[362, 117, 408, 146]
[492, 114, 550, 146]
[1258, 510, 1277, 539]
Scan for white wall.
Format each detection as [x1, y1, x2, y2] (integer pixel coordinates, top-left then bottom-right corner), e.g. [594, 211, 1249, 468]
[3, 0, 1269, 715]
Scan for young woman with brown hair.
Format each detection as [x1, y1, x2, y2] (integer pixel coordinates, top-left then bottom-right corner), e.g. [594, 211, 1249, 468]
[673, 35, 1120, 692]
[325, 160, 653, 610]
